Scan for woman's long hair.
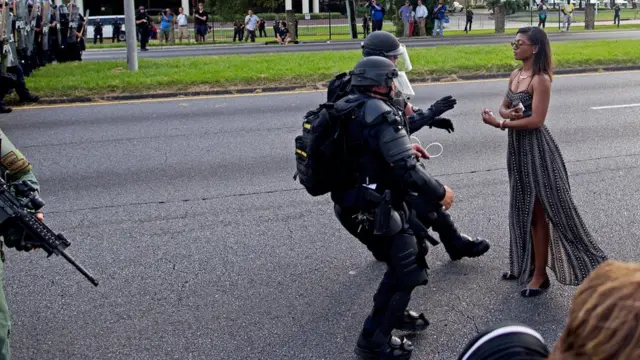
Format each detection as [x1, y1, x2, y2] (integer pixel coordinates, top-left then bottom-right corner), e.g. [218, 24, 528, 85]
[517, 27, 553, 81]
[549, 260, 640, 360]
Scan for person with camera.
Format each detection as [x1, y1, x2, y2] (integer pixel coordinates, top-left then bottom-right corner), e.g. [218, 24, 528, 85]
[159, 9, 175, 44]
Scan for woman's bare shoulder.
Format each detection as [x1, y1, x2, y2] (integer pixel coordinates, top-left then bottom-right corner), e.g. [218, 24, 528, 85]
[532, 73, 552, 88]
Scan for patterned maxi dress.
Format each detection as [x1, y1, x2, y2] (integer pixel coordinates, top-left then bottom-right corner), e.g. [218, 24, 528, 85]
[505, 87, 608, 286]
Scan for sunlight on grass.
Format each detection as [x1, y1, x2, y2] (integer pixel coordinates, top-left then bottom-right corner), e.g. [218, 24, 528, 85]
[28, 39, 640, 98]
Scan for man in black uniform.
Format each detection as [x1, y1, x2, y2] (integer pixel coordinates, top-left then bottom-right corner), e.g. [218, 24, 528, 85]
[135, 6, 152, 51]
[329, 31, 490, 263]
[112, 18, 122, 43]
[331, 56, 455, 359]
[93, 17, 103, 44]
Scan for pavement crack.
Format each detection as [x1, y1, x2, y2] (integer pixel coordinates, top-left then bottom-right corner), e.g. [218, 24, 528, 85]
[445, 290, 480, 333]
[43, 153, 640, 215]
[45, 187, 304, 214]
[160, 257, 190, 275]
[433, 152, 640, 178]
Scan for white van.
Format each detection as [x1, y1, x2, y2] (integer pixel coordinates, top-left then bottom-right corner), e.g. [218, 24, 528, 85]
[86, 15, 127, 42]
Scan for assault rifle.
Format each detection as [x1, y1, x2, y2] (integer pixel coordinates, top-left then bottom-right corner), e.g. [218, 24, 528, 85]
[0, 176, 99, 287]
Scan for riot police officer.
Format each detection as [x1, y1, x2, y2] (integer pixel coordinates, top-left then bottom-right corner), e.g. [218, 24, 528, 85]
[330, 56, 455, 359]
[0, 2, 40, 113]
[329, 30, 490, 263]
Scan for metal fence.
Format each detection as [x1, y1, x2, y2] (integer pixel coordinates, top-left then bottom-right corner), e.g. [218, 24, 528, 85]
[101, 8, 638, 45]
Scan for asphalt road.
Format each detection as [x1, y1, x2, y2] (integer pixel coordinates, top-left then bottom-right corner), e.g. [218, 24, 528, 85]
[2, 71, 640, 360]
[83, 30, 640, 60]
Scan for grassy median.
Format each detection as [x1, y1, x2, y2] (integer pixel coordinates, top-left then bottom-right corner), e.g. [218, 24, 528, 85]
[24, 39, 640, 99]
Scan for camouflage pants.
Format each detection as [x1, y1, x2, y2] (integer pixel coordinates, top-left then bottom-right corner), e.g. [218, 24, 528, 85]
[0, 245, 10, 360]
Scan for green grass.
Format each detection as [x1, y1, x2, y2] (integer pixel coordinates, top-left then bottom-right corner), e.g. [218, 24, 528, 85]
[23, 39, 640, 99]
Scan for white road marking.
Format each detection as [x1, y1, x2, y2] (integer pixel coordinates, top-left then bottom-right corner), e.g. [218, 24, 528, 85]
[591, 103, 640, 110]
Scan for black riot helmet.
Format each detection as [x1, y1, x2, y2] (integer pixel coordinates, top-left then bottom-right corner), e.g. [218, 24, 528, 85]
[362, 31, 402, 57]
[349, 56, 398, 88]
[361, 31, 413, 72]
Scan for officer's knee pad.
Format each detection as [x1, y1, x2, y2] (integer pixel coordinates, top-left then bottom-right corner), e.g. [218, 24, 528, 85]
[390, 232, 428, 289]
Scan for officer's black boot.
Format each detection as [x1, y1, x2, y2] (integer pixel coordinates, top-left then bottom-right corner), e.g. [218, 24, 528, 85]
[356, 333, 414, 360]
[430, 211, 490, 261]
[445, 233, 490, 261]
[395, 309, 429, 332]
[18, 94, 40, 104]
[356, 292, 414, 359]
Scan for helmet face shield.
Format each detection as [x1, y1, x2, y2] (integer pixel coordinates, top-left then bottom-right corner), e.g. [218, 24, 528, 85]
[393, 71, 415, 100]
[388, 44, 412, 72]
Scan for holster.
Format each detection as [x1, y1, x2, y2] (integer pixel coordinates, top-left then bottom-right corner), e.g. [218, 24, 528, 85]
[357, 187, 402, 236]
[404, 192, 441, 247]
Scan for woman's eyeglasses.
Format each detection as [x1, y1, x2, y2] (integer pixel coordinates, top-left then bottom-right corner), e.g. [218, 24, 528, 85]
[511, 41, 533, 50]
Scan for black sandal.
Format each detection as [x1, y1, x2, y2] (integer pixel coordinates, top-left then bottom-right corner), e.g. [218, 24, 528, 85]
[520, 277, 551, 298]
[396, 310, 429, 332]
[502, 268, 534, 281]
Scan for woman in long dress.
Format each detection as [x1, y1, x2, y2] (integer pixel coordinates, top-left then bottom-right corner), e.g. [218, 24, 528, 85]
[480, 27, 607, 297]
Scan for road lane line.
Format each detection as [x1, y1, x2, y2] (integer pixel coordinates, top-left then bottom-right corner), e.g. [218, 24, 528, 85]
[12, 70, 640, 111]
[590, 103, 640, 110]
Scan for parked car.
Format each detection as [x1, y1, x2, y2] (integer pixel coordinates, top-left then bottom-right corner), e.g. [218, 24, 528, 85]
[86, 15, 160, 42]
[450, 1, 465, 12]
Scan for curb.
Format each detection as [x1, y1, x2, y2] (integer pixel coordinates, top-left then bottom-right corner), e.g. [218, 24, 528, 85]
[18, 65, 640, 106]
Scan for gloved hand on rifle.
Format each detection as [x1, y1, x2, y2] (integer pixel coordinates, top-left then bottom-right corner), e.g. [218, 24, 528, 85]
[1, 212, 44, 252]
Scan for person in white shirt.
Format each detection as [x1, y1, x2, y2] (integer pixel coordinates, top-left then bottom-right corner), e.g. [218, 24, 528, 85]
[176, 7, 190, 43]
[244, 9, 259, 42]
[415, 0, 428, 37]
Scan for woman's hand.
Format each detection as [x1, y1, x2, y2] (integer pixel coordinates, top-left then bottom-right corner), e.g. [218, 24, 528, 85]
[501, 105, 524, 120]
[481, 109, 501, 128]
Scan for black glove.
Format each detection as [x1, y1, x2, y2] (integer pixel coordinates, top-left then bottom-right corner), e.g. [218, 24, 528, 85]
[428, 95, 457, 118]
[428, 117, 454, 133]
[2, 223, 36, 252]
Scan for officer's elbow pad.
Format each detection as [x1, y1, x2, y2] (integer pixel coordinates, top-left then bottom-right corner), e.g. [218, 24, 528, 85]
[378, 126, 445, 202]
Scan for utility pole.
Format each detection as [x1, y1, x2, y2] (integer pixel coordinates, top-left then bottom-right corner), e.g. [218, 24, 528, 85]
[124, 0, 138, 71]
